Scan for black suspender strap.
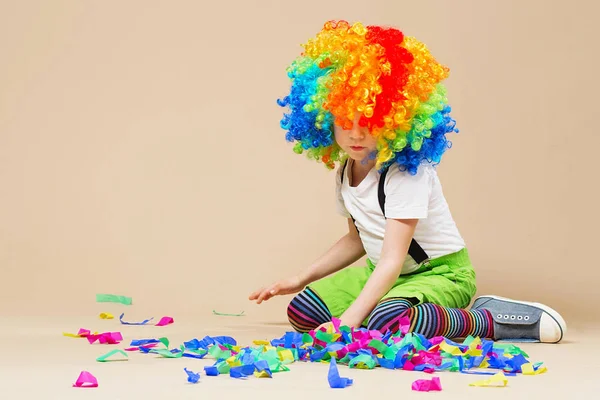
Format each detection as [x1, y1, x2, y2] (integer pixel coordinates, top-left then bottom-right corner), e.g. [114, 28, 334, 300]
[378, 165, 430, 265]
[341, 159, 430, 265]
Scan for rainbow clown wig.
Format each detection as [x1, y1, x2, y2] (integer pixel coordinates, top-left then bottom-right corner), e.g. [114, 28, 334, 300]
[277, 20, 459, 175]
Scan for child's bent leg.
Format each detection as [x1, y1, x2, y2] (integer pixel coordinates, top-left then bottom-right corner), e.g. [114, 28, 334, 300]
[287, 287, 332, 332]
[367, 298, 495, 340]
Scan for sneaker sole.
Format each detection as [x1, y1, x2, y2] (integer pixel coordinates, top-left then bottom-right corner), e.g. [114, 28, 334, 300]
[473, 295, 567, 343]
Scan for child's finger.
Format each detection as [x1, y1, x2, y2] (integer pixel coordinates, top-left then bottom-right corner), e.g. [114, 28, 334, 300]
[248, 289, 261, 300]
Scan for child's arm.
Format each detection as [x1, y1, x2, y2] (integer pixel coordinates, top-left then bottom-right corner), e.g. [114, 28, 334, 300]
[297, 218, 366, 285]
[249, 218, 365, 303]
[338, 218, 418, 327]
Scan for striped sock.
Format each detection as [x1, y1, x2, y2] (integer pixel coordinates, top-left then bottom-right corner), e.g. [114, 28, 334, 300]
[367, 298, 414, 331]
[402, 303, 495, 339]
[287, 287, 332, 333]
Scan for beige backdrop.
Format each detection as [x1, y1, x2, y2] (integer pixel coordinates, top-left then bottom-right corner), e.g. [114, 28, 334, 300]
[1, 0, 598, 325]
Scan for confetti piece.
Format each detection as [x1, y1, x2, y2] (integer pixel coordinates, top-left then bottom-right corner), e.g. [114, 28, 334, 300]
[522, 362, 547, 375]
[96, 349, 128, 362]
[124, 343, 157, 352]
[119, 313, 153, 325]
[73, 371, 98, 388]
[213, 310, 245, 316]
[130, 338, 160, 346]
[184, 368, 201, 383]
[155, 316, 174, 326]
[87, 332, 123, 345]
[63, 328, 95, 338]
[328, 357, 353, 389]
[99, 312, 114, 319]
[96, 293, 132, 305]
[469, 372, 508, 387]
[412, 376, 442, 392]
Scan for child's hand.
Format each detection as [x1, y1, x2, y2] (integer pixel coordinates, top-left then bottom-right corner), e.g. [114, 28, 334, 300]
[249, 276, 304, 304]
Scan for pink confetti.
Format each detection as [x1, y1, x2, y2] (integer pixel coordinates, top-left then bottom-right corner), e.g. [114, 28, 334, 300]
[155, 316, 174, 326]
[73, 371, 98, 388]
[124, 343, 158, 351]
[331, 317, 341, 332]
[87, 332, 123, 345]
[412, 376, 442, 392]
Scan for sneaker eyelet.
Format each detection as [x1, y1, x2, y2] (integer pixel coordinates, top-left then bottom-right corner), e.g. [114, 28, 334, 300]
[504, 315, 509, 319]
[524, 316, 530, 321]
[497, 314, 503, 319]
[510, 315, 516, 320]
[517, 316, 523, 320]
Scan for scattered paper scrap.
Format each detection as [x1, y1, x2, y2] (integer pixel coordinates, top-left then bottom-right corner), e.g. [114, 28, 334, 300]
[184, 368, 201, 383]
[119, 313, 154, 325]
[522, 362, 547, 375]
[156, 316, 174, 326]
[73, 371, 98, 388]
[412, 377, 442, 392]
[96, 349, 129, 362]
[63, 328, 95, 338]
[87, 332, 123, 345]
[124, 343, 158, 352]
[469, 372, 508, 387]
[96, 293, 132, 305]
[213, 310, 245, 316]
[328, 357, 353, 388]
[99, 312, 114, 319]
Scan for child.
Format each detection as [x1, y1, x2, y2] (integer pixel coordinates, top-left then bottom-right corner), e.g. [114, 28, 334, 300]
[249, 20, 566, 343]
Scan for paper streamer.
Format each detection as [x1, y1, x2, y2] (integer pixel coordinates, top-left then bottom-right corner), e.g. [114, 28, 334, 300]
[96, 293, 132, 305]
[184, 368, 201, 383]
[99, 312, 114, 319]
[328, 358, 353, 389]
[213, 310, 245, 316]
[73, 371, 98, 388]
[469, 372, 508, 387]
[96, 349, 128, 362]
[412, 377, 442, 392]
[119, 313, 154, 325]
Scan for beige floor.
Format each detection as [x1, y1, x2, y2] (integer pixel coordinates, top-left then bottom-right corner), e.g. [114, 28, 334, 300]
[0, 313, 595, 399]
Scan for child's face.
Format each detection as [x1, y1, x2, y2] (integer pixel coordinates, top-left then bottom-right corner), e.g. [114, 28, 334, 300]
[333, 114, 377, 161]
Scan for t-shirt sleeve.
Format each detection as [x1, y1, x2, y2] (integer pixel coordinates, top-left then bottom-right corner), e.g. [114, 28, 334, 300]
[335, 165, 351, 218]
[384, 166, 432, 219]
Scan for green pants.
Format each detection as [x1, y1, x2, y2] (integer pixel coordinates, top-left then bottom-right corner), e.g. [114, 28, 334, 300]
[308, 248, 477, 326]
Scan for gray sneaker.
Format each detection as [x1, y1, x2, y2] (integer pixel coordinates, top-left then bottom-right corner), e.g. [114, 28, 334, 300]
[471, 295, 567, 343]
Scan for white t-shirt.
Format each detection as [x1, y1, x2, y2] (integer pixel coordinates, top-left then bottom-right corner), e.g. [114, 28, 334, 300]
[335, 159, 465, 274]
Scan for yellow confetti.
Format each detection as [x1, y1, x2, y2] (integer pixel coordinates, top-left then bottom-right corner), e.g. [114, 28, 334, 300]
[254, 370, 272, 378]
[226, 356, 241, 367]
[469, 372, 508, 387]
[522, 363, 547, 375]
[440, 341, 463, 356]
[99, 312, 114, 319]
[278, 349, 294, 363]
[253, 340, 269, 346]
[465, 348, 483, 357]
[468, 337, 482, 350]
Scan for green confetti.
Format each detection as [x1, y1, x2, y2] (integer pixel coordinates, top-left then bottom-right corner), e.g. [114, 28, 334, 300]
[212, 310, 245, 316]
[96, 349, 128, 362]
[96, 293, 132, 305]
[154, 345, 185, 358]
[315, 330, 334, 343]
[216, 360, 231, 374]
[368, 339, 389, 354]
[209, 344, 232, 359]
[349, 354, 376, 369]
[302, 333, 313, 345]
